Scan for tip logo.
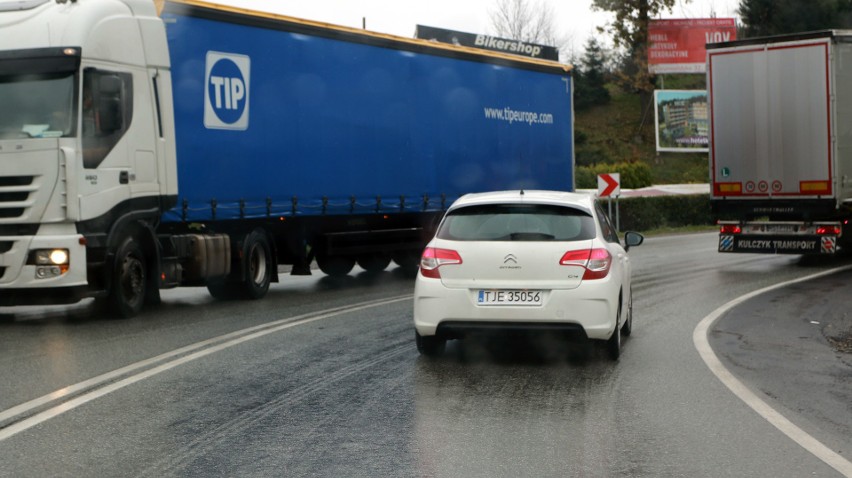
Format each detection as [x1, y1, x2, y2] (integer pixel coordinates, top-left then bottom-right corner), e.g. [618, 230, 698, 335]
[204, 51, 250, 130]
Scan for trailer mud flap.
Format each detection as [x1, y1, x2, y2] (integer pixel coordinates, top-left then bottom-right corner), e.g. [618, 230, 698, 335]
[719, 235, 836, 254]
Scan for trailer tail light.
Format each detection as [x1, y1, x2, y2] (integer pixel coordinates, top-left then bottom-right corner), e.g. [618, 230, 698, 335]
[800, 181, 830, 195]
[720, 224, 742, 234]
[420, 247, 462, 279]
[715, 182, 742, 194]
[560, 248, 612, 280]
[816, 225, 841, 235]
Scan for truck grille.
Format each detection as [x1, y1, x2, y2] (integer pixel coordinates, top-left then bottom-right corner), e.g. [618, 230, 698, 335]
[0, 239, 14, 279]
[0, 176, 33, 187]
[0, 192, 29, 202]
[0, 176, 34, 219]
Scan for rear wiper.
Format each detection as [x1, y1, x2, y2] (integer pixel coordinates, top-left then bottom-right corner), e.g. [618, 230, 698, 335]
[509, 232, 555, 241]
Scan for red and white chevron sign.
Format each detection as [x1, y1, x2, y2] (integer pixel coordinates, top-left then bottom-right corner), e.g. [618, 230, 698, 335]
[597, 173, 620, 197]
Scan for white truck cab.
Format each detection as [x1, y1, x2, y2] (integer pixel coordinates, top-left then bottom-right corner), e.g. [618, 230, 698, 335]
[0, 0, 176, 310]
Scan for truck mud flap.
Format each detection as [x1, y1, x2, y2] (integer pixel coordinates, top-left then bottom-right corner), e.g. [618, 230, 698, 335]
[719, 235, 836, 254]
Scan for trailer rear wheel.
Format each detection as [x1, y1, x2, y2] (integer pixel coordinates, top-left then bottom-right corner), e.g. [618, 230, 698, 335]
[109, 236, 147, 318]
[317, 254, 355, 277]
[392, 250, 421, 272]
[357, 254, 391, 273]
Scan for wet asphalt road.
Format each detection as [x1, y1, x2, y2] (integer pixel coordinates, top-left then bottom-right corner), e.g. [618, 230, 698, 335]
[0, 232, 850, 477]
[710, 269, 852, 465]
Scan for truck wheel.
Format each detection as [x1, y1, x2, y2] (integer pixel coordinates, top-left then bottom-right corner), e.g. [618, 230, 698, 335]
[241, 229, 273, 300]
[357, 254, 391, 273]
[109, 236, 147, 318]
[316, 254, 355, 277]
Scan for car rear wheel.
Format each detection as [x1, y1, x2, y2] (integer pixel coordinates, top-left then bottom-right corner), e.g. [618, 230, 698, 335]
[416, 331, 446, 357]
[607, 300, 622, 361]
[621, 287, 633, 337]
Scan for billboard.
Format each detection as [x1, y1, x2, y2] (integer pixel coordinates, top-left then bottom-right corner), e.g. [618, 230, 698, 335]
[649, 18, 736, 74]
[415, 25, 560, 61]
[654, 90, 708, 153]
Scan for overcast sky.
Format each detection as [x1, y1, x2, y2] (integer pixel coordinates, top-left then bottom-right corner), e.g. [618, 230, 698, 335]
[211, 0, 742, 59]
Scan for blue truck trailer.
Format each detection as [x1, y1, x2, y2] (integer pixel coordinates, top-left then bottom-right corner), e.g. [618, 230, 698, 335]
[0, 0, 574, 317]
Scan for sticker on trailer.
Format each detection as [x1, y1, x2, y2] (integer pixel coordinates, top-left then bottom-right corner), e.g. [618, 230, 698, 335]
[771, 180, 782, 193]
[204, 51, 251, 130]
[821, 236, 836, 254]
[719, 235, 734, 252]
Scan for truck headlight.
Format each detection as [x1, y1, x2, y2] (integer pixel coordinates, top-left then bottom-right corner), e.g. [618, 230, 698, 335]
[29, 249, 70, 278]
[33, 249, 69, 265]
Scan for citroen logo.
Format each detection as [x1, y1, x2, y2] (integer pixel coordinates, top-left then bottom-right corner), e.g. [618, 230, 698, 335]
[503, 254, 517, 264]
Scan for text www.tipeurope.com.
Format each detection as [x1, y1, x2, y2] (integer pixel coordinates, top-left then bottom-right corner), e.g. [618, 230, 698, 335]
[484, 107, 554, 125]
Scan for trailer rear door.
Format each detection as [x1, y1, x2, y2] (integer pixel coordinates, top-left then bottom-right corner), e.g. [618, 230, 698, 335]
[709, 39, 833, 199]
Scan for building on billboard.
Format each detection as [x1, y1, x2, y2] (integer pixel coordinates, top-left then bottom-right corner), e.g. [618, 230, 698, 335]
[655, 90, 709, 153]
[648, 18, 737, 74]
[414, 25, 560, 61]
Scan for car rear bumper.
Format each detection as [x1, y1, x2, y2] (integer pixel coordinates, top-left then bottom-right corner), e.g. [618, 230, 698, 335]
[413, 275, 620, 340]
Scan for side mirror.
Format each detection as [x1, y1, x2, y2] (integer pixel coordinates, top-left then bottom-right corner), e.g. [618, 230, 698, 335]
[624, 231, 644, 251]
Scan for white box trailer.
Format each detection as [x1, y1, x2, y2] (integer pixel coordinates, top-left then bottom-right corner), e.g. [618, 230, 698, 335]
[708, 30, 852, 254]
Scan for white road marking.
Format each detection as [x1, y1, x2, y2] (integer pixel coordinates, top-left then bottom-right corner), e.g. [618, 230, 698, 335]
[693, 266, 852, 477]
[0, 295, 412, 442]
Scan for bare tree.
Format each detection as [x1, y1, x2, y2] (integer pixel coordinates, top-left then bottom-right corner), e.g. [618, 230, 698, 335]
[489, 0, 569, 53]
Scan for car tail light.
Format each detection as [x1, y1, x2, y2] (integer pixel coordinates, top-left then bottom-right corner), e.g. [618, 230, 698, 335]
[420, 247, 462, 279]
[720, 224, 741, 234]
[816, 225, 841, 235]
[559, 248, 612, 280]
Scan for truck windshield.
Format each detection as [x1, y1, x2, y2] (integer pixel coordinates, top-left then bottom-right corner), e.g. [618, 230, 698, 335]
[0, 72, 76, 139]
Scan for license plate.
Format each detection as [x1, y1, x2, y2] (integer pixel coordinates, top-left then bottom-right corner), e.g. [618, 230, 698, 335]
[477, 290, 543, 306]
[745, 224, 798, 234]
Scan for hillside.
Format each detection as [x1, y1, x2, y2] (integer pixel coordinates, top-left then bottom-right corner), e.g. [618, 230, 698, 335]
[573, 75, 710, 188]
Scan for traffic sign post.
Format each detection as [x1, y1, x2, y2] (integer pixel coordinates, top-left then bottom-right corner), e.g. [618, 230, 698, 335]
[597, 173, 621, 231]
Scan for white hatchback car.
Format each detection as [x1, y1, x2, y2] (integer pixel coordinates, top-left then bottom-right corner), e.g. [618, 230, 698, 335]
[413, 190, 643, 360]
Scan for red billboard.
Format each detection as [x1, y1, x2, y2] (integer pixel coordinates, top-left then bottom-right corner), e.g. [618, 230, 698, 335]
[648, 18, 736, 74]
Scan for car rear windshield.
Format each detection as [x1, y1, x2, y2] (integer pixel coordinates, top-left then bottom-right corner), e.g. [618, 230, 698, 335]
[437, 204, 596, 241]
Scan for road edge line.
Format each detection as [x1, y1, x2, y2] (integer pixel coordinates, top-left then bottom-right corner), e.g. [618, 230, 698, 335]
[693, 265, 852, 477]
